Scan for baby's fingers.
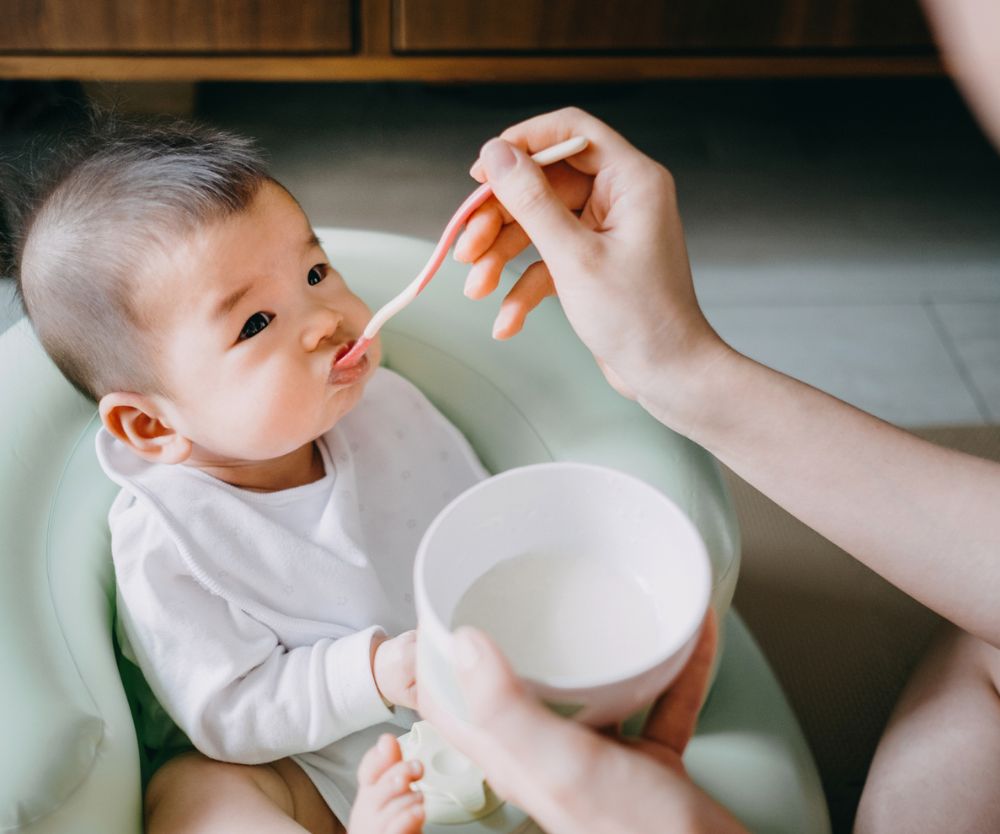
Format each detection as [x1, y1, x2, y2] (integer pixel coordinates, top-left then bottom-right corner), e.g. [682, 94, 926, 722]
[493, 261, 555, 339]
[358, 734, 403, 786]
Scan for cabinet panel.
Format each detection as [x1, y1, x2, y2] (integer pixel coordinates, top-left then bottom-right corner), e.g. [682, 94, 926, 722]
[0, 0, 352, 53]
[393, 0, 931, 52]
[786, 0, 931, 48]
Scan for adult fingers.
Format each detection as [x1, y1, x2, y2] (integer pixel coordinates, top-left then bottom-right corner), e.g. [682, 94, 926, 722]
[477, 139, 593, 266]
[642, 612, 718, 757]
[463, 223, 532, 299]
[443, 627, 543, 738]
[454, 201, 504, 263]
[421, 628, 676, 834]
[492, 261, 555, 339]
[470, 107, 641, 181]
[456, 161, 594, 262]
[421, 628, 599, 804]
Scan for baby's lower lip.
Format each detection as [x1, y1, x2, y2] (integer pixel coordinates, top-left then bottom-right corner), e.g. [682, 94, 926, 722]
[328, 352, 368, 386]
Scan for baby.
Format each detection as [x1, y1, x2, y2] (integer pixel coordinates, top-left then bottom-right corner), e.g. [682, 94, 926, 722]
[11, 115, 487, 833]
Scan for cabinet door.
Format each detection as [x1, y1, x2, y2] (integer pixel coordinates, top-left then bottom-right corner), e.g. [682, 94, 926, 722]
[392, 0, 931, 52]
[0, 0, 352, 52]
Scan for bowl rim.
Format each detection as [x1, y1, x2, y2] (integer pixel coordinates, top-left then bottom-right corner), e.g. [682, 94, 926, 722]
[414, 461, 712, 691]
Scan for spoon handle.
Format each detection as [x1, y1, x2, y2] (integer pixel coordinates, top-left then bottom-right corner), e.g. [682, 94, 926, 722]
[335, 136, 589, 368]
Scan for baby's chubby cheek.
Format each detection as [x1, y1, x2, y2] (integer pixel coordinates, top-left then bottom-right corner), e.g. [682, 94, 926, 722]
[232, 368, 372, 458]
[182, 383, 318, 462]
[168, 330, 379, 460]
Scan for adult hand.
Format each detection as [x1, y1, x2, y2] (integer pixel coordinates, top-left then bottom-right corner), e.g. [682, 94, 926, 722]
[418, 614, 748, 834]
[455, 108, 732, 427]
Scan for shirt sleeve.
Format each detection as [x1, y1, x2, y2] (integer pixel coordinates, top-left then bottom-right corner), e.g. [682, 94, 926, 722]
[112, 500, 395, 764]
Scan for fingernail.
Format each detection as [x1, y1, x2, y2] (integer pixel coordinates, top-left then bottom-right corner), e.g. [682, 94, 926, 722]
[481, 138, 517, 178]
[454, 628, 481, 670]
[463, 274, 478, 298]
[492, 308, 515, 339]
[408, 760, 422, 775]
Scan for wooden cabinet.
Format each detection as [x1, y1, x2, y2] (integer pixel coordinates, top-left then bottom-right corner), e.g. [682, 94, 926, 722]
[0, 0, 938, 81]
[0, 0, 352, 52]
[393, 0, 931, 52]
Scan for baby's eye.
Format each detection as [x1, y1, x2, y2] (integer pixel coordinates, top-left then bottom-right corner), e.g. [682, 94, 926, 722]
[308, 264, 328, 286]
[238, 311, 273, 342]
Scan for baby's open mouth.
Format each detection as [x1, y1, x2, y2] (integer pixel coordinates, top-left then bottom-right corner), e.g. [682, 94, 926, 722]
[334, 340, 355, 363]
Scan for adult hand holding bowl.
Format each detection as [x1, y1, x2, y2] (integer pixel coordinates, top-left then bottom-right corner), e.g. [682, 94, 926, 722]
[416, 611, 746, 834]
[413, 462, 712, 730]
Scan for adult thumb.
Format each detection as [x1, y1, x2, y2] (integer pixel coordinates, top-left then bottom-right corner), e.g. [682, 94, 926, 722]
[480, 138, 586, 258]
[451, 627, 584, 775]
[452, 626, 531, 727]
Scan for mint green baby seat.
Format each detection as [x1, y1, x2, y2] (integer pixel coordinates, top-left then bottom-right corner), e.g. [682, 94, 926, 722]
[0, 229, 830, 834]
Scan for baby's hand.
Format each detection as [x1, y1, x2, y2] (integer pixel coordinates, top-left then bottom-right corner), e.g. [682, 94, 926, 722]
[373, 630, 418, 709]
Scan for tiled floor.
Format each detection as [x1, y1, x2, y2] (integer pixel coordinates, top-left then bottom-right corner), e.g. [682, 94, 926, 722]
[2, 78, 999, 426]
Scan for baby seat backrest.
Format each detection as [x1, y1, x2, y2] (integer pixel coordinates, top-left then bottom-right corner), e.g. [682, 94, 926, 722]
[0, 318, 138, 832]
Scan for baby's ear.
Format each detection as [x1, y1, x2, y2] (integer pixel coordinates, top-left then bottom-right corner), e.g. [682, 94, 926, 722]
[99, 392, 192, 465]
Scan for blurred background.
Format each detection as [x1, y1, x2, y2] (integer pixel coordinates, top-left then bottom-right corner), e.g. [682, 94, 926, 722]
[2, 2, 999, 831]
[3, 0, 999, 428]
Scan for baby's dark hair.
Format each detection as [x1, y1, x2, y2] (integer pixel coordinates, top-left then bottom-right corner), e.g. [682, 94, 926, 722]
[3, 110, 271, 402]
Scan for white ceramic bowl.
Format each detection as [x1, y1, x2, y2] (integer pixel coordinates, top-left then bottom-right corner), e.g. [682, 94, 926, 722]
[415, 462, 712, 727]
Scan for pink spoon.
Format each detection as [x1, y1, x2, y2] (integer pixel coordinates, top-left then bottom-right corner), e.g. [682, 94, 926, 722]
[335, 136, 589, 368]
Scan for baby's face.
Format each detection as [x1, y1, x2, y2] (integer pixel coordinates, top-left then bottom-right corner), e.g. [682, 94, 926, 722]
[146, 181, 380, 463]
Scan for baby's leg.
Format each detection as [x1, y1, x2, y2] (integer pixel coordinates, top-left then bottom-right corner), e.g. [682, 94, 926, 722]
[145, 751, 342, 834]
[855, 624, 1000, 833]
[348, 734, 425, 834]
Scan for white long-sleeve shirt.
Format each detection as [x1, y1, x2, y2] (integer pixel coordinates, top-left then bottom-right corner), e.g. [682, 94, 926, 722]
[96, 368, 487, 819]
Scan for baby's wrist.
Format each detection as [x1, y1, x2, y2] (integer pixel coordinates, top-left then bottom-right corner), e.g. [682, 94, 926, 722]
[370, 633, 394, 707]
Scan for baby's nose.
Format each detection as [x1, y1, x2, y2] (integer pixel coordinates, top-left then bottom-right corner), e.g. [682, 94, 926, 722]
[302, 305, 344, 351]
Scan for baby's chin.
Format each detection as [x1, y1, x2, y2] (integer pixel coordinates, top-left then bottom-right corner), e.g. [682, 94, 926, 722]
[317, 369, 373, 433]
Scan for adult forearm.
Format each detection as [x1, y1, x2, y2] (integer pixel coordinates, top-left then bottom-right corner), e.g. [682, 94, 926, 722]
[643, 347, 1000, 645]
